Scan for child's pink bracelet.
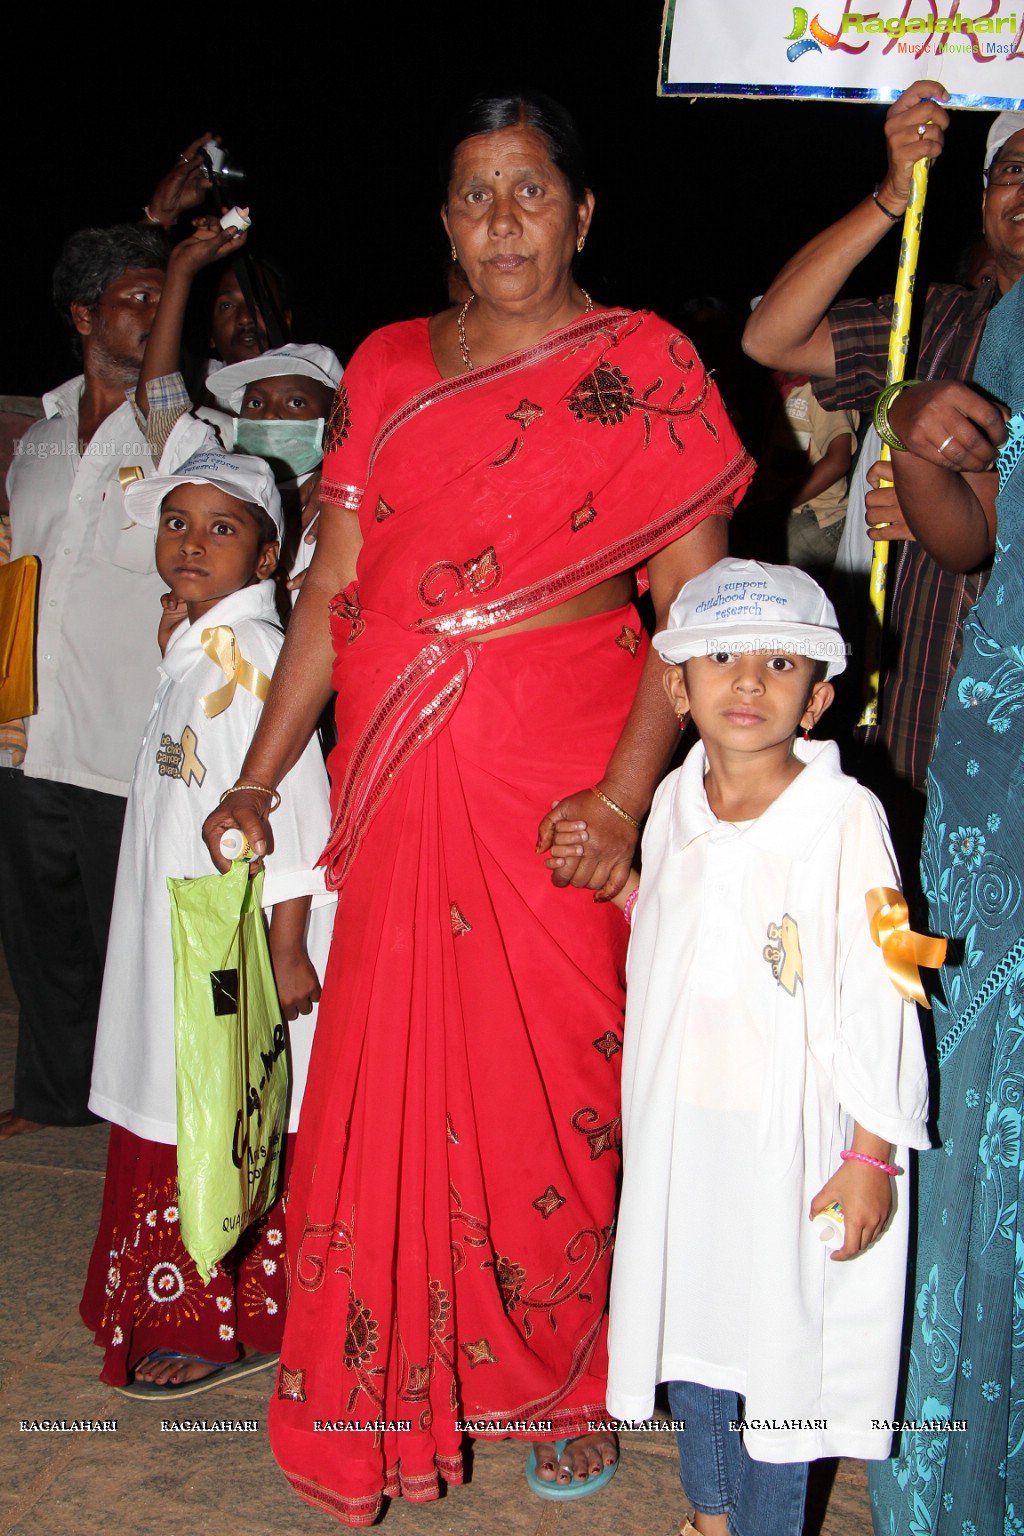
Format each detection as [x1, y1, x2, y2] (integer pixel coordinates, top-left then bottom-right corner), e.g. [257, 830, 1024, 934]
[840, 1149, 900, 1177]
[623, 888, 639, 927]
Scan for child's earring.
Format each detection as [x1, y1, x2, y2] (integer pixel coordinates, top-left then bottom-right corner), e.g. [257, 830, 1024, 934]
[677, 710, 687, 732]
[802, 719, 813, 741]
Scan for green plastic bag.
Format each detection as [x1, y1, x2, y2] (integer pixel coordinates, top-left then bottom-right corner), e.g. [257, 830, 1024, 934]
[168, 860, 288, 1283]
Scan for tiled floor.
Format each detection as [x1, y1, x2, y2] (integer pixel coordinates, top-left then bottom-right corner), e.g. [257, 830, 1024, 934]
[0, 951, 872, 1534]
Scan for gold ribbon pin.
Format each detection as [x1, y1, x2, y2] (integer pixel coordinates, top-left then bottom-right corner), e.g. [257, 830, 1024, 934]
[199, 626, 271, 719]
[866, 887, 947, 1009]
[179, 725, 206, 787]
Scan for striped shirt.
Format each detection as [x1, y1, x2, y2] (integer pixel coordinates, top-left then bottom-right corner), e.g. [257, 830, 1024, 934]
[813, 280, 998, 791]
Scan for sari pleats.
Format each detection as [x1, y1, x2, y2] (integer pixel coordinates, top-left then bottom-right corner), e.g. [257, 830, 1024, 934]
[269, 613, 635, 1523]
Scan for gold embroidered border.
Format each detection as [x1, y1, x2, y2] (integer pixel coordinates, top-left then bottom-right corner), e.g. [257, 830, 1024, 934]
[320, 479, 363, 511]
[287, 1454, 463, 1526]
[413, 449, 753, 639]
[324, 664, 471, 889]
[458, 1313, 604, 1424]
[329, 641, 454, 826]
[287, 1473, 382, 1526]
[367, 310, 635, 478]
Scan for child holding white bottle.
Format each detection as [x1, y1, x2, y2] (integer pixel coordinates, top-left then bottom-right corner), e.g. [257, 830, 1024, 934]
[81, 448, 335, 1396]
[542, 559, 933, 1536]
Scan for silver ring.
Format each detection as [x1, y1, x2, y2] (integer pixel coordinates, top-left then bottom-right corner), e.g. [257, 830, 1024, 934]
[938, 434, 956, 456]
[917, 123, 927, 137]
[179, 153, 191, 164]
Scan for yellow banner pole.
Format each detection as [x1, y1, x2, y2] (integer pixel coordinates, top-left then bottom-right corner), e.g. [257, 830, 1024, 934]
[858, 155, 930, 728]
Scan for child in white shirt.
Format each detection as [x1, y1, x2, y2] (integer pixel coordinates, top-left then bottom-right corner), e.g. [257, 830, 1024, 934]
[82, 447, 335, 1396]
[544, 558, 931, 1536]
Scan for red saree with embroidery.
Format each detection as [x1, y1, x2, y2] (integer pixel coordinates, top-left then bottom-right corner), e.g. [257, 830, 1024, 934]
[268, 309, 753, 1526]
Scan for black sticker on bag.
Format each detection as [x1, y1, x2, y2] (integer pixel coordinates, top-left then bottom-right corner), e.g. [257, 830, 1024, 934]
[210, 969, 239, 1016]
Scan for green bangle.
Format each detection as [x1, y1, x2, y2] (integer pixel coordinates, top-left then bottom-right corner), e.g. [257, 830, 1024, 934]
[873, 379, 921, 453]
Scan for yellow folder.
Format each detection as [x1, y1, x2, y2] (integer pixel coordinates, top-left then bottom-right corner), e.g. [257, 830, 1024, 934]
[0, 554, 40, 723]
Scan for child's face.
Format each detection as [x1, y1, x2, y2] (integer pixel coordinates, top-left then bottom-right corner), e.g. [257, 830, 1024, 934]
[239, 374, 332, 421]
[664, 649, 833, 753]
[155, 482, 278, 623]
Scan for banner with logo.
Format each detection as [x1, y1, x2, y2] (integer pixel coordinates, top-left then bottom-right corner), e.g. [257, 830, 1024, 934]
[659, 0, 1024, 108]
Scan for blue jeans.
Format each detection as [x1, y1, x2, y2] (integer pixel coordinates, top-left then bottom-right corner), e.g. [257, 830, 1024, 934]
[667, 1381, 809, 1536]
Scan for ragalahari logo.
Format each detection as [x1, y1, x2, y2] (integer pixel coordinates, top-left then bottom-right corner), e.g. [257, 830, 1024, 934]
[785, 7, 843, 60]
[785, 7, 1020, 62]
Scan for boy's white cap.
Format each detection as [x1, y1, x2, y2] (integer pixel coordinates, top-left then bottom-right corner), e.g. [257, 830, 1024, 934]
[123, 446, 284, 543]
[653, 558, 847, 679]
[206, 343, 343, 414]
[985, 110, 1024, 173]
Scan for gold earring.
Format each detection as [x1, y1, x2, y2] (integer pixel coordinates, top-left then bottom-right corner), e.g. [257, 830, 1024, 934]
[450, 244, 458, 262]
[576, 235, 586, 254]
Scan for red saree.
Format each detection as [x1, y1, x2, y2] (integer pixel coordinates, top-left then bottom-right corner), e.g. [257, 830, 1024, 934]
[268, 310, 753, 1525]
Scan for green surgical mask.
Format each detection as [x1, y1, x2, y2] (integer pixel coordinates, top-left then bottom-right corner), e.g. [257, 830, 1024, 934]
[232, 418, 325, 481]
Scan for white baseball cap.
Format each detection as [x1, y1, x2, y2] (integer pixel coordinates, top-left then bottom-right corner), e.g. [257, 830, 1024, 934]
[985, 111, 1024, 174]
[206, 343, 343, 415]
[653, 558, 847, 679]
[123, 446, 284, 543]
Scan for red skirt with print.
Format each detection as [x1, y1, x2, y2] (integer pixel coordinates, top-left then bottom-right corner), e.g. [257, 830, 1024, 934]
[80, 1125, 294, 1386]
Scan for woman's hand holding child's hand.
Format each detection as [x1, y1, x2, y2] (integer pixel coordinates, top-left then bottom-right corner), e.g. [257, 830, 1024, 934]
[536, 803, 639, 908]
[536, 794, 637, 903]
[538, 805, 589, 870]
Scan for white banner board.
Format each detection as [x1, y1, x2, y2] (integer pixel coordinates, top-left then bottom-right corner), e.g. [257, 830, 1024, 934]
[660, 0, 1024, 108]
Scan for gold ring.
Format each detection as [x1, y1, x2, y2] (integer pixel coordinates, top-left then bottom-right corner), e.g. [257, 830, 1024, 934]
[917, 124, 927, 137]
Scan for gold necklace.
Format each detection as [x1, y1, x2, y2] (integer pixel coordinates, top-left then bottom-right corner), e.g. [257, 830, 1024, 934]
[457, 290, 594, 371]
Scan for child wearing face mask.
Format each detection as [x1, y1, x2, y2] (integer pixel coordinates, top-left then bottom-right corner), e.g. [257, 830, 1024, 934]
[205, 344, 341, 590]
[133, 219, 343, 599]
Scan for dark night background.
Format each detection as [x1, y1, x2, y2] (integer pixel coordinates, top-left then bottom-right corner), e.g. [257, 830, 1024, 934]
[4, 3, 993, 398]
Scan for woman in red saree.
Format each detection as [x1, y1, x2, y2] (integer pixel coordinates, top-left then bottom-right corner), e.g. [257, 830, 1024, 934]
[206, 93, 754, 1526]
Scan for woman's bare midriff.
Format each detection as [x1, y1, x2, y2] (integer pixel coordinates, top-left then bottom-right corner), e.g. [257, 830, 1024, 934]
[476, 572, 634, 642]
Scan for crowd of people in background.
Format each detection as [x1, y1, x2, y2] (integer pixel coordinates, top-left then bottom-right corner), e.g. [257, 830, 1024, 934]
[0, 79, 1022, 1536]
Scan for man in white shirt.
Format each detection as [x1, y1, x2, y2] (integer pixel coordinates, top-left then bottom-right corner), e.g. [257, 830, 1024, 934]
[0, 225, 168, 1138]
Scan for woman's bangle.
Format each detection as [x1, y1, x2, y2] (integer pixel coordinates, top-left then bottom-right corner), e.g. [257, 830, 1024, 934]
[623, 887, 639, 927]
[220, 781, 282, 813]
[871, 184, 904, 224]
[840, 1149, 901, 1177]
[142, 204, 175, 230]
[590, 785, 641, 830]
[873, 378, 920, 453]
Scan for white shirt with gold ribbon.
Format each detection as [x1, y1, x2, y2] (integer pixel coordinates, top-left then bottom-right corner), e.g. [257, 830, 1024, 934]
[89, 580, 335, 1143]
[606, 738, 932, 1463]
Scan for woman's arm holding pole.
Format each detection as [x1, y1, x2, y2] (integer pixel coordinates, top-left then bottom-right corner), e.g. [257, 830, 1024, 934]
[742, 81, 948, 378]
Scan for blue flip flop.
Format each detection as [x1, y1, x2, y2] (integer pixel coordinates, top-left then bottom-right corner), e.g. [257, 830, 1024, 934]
[117, 1349, 279, 1399]
[526, 1436, 619, 1500]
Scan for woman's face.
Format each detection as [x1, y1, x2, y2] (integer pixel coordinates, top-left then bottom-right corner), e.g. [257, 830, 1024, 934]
[442, 125, 593, 313]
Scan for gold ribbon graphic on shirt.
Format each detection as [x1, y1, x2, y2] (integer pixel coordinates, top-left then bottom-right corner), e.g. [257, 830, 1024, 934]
[865, 888, 947, 1010]
[199, 626, 271, 719]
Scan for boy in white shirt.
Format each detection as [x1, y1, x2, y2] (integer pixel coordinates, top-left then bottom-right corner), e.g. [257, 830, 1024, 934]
[81, 447, 335, 1396]
[542, 559, 932, 1536]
